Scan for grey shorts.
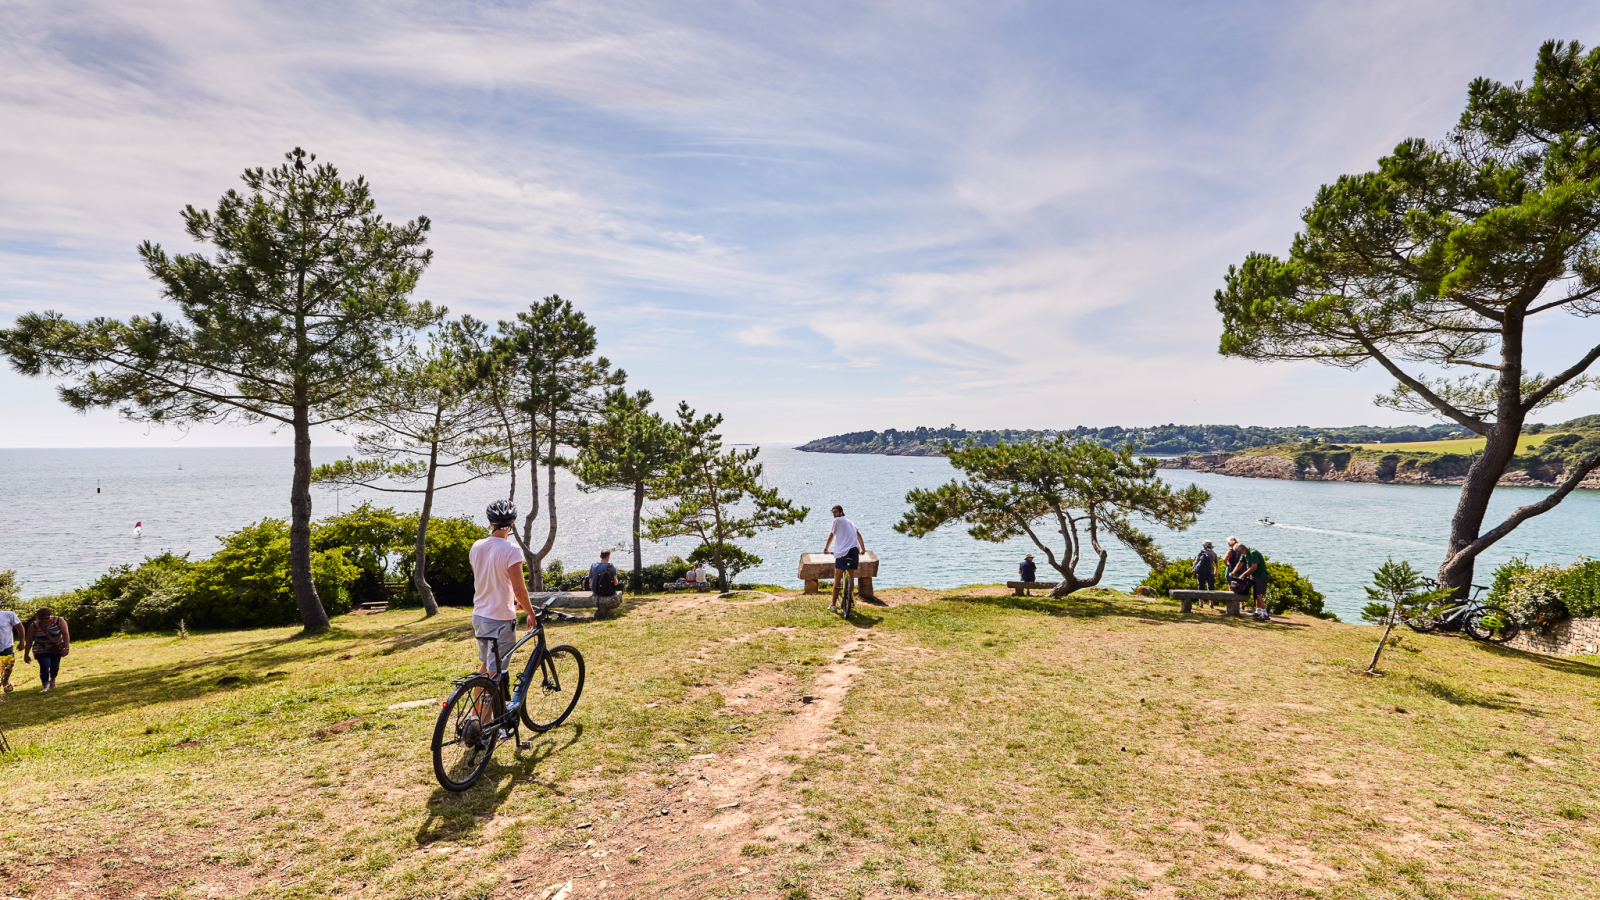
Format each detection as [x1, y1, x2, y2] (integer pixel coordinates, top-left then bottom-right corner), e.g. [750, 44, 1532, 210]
[473, 615, 516, 677]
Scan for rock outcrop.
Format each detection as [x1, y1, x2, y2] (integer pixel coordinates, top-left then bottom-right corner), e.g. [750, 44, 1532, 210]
[1159, 452, 1600, 490]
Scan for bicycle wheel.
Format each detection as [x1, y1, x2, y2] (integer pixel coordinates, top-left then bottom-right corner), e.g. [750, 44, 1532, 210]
[521, 645, 585, 732]
[432, 676, 502, 792]
[1402, 613, 1439, 634]
[1465, 606, 1520, 644]
[841, 577, 854, 618]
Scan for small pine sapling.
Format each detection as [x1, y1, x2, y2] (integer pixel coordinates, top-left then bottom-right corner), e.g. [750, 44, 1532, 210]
[1360, 559, 1448, 675]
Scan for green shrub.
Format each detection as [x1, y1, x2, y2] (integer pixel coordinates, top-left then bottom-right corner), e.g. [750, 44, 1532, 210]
[186, 519, 360, 628]
[688, 543, 761, 585]
[396, 515, 486, 606]
[0, 569, 18, 607]
[1491, 556, 1600, 630]
[312, 503, 410, 608]
[1137, 556, 1334, 619]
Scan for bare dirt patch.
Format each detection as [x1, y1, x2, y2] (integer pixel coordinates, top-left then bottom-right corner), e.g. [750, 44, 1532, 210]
[495, 633, 872, 898]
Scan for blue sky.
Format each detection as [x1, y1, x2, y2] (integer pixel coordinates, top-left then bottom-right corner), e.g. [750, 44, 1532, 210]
[3, 0, 1600, 446]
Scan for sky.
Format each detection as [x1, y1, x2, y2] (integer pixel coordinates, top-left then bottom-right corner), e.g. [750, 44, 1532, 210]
[3, 0, 1600, 447]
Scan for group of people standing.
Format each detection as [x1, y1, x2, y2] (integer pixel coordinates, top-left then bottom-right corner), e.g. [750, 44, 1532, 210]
[1191, 536, 1272, 622]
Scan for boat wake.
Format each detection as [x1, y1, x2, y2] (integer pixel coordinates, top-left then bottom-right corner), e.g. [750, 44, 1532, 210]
[1267, 522, 1432, 547]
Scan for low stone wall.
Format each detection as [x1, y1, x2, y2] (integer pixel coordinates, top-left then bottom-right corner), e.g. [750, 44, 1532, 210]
[1505, 617, 1600, 657]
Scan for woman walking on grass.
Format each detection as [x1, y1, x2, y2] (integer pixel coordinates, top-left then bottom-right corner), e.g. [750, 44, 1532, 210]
[24, 608, 69, 693]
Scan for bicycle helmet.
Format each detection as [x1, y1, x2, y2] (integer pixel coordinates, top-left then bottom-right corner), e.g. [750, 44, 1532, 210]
[486, 499, 518, 528]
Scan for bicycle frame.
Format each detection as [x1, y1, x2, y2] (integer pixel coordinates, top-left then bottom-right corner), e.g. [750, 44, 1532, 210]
[472, 611, 558, 725]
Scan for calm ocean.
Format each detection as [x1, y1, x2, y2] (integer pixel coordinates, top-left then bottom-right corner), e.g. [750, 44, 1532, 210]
[2, 445, 1597, 623]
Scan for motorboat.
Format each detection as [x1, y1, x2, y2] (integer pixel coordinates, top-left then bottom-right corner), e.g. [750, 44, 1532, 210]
[1257, 517, 1275, 526]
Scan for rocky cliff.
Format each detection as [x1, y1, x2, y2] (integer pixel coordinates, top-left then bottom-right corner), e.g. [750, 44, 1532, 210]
[1159, 452, 1600, 490]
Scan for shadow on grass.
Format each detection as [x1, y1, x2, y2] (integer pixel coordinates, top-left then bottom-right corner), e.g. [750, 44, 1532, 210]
[1477, 643, 1600, 679]
[0, 614, 469, 731]
[942, 591, 1313, 629]
[1405, 675, 1540, 714]
[417, 723, 585, 843]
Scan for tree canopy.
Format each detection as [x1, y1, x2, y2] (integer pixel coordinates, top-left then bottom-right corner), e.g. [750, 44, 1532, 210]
[575, 388, 678, 589]
[1215, 40, 1600, 593]
[896, 438, 1209, 598]
[0, 148, 435, 632]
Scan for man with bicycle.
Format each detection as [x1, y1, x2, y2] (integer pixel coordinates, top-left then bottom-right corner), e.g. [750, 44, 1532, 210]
[470, 501, 537, 697]
[822, 505, 865, 612]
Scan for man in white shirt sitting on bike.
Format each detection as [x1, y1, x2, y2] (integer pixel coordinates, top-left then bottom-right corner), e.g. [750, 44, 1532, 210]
[823, 505, 865, 612]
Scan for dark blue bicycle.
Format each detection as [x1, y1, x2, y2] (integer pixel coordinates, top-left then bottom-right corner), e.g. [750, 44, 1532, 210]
[431, 599, 586, 791]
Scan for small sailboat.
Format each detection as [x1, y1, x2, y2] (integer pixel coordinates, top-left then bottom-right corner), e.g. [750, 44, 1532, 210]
[134, 521, 143, 538]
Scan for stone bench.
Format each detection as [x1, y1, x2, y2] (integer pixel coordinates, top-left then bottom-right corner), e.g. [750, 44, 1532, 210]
[1006, 581, 1060, 596]
[799, 552, 879, 600]
[1169, 589, 1242, 616]
[529, 590, 622, 613]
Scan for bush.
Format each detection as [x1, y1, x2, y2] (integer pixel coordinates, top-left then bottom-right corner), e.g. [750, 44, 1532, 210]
[395, 515, 483, 606]
[186, 519, 360, 628]
[1490, 556, 1600, 631]
[313, 503, 410, 608]
[628, 557, 691, 592]
[1137, 556, 1334, 619]
[0, 570, 18, 607]
[689, 542, 761, 585]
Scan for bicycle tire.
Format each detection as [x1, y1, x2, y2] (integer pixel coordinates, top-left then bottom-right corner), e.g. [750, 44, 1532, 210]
[1402, 615, 1438, 634]
[1465, 605, 1520, 644]
[433, 675, 502, 792]
[521, 645, 585, 732]
[841, 577, 854, 618]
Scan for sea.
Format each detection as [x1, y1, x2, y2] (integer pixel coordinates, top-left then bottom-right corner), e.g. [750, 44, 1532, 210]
[2, 445, 1597, 623]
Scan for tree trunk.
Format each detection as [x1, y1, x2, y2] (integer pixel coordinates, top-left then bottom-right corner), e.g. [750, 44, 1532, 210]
[290, 403, 330, 633]
[413, 432, 441, 617]
[631, 480, 645, 591]
[1439, 331, 1527, 597]
[530, 411, 561, 591]
[1366, 613, 1398, 675]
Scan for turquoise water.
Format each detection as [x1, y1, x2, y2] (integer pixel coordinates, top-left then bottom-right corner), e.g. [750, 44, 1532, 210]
[2, 445, 1596, 623]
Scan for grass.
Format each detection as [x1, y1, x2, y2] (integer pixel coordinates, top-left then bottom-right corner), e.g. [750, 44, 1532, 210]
[1350, 434, 1554, 453]
[1, 587, 1597, 898]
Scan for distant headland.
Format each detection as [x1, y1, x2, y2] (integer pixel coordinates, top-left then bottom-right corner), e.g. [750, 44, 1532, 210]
[796, 423, 1475, 457]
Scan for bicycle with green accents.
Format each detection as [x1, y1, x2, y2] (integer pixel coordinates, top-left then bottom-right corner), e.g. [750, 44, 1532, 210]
[1403, 580, 1521, 645]
[431, 598, 586, 792]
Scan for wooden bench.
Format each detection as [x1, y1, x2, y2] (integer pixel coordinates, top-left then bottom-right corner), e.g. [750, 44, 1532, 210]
[1006, 581, 1060, 596]
[1169, 589, 1242, 616]
[529, 590, 623, 614]
[798, 552, 879, 600]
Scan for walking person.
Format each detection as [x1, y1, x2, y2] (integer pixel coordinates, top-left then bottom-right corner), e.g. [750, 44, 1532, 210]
[469, 501, 536, 733]
[1230, 539, 1272, 622]
[822, 505, 864, 612]
[1192, 541, 1219, 604]
[0, 603, 22, 694]
[23, 608, 69, 694]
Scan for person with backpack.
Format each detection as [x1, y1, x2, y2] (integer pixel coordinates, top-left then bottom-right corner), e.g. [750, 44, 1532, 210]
[1191, 540, 1219, 602]
[588, 551, 620, 601]
[23, 607, 70, 694]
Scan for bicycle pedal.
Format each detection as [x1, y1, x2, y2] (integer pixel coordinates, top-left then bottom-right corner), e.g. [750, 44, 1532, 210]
[518, 739, 532, 750]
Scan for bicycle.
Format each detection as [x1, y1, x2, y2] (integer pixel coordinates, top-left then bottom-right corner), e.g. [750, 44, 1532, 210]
[431, 598, 586, 792]
[837, 570, 855, 619]
[1402, 579, 1521, 644]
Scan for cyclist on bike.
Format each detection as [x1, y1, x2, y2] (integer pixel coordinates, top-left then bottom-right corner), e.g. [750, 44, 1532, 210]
[822, 505, 865, 612]
[470, 501, 536, 694]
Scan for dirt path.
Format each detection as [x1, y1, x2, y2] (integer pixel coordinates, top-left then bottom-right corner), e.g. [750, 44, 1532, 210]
[499, 631, 873, 898]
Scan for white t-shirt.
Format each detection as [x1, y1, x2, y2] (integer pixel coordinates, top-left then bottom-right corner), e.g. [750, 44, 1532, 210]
[0, 610, 19, 653]
[828, 516, 861, 556]
[469, 536, 525, 621]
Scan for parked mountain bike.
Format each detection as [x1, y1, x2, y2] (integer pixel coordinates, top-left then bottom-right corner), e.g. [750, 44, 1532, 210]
[1402, 579, 1520, 644]
[432, 598, 586, 792]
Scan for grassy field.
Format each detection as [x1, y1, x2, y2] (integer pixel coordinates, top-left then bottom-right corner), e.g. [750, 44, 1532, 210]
[1, 587, 1598, 899]
[1350, 435, 1553, 453]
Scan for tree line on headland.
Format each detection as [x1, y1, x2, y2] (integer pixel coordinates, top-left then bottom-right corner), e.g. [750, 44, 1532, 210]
[798, 422, 1472, 457]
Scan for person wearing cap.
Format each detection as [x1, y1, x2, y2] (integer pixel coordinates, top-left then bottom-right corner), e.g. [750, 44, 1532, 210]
[1191, 540, 1219, 596]
[1018, 554, 1037, 584]
[1230, 538, 1271, 622]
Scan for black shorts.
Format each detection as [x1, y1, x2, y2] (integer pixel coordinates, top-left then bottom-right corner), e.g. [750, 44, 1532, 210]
[834, 547, 860, 571]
